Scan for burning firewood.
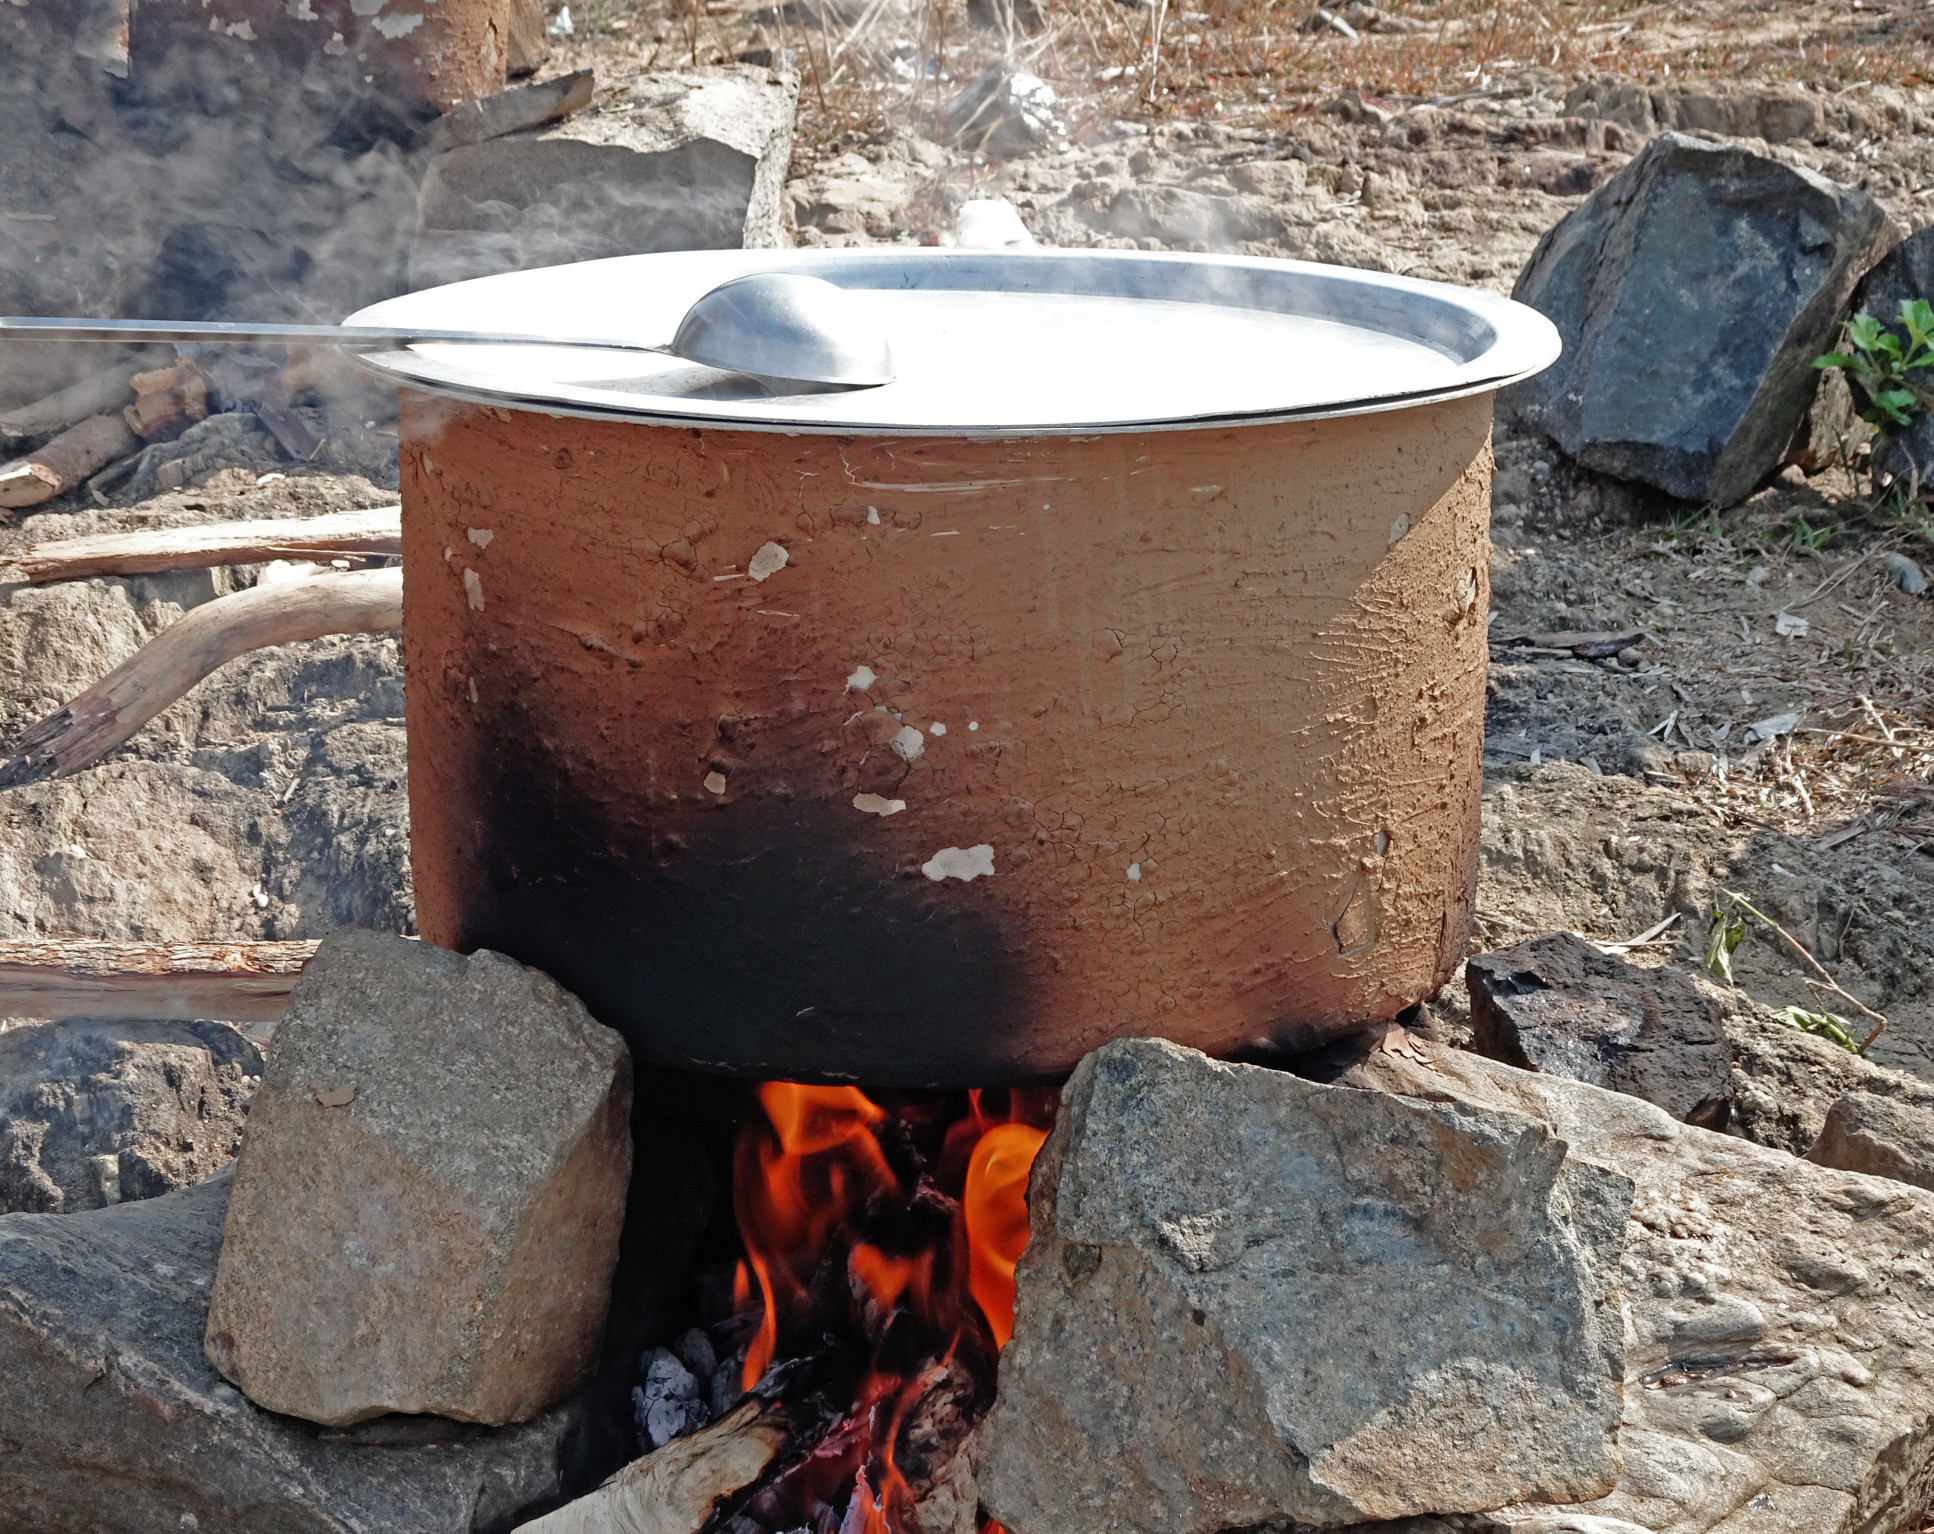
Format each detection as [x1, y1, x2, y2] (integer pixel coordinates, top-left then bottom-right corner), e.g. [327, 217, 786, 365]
[515, 1398, 790, 1534]
[0, 566, 401, 786]
[122, 358, 208, 441]
[3, 505, 401, 585]
[0, 937, 317, 1022]
[0, 413, 140, 509]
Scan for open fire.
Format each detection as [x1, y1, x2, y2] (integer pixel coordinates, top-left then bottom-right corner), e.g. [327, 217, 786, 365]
[709, 1083, 1058, 1534]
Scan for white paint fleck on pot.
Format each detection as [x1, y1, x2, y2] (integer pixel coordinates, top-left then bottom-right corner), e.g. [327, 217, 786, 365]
[853, 794, 906, 816]
[462, 568, 484, 610]
[890, 726, 925, 761]
[467, 527, 494, 548]
[846, 665, 876, 693]
[747, 542, 789, 582]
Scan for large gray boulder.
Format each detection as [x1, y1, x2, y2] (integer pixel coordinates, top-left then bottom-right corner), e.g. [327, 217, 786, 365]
[413, 67, 799, 288]
[975, 1037, 1632, 1533]
[1336, 1038, 1934, 1533]
[0, 1168, 588, 1533]
[0, 1017, 260, 1214]
[204, 929, 632, 1428]
[1504, 132, 1895, 506]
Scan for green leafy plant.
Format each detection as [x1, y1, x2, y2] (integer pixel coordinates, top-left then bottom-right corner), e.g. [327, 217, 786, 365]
[1774, 1005, 1862, 1054]
[1705, 898, 1745, 984]
[1815, 298, 1934, 431]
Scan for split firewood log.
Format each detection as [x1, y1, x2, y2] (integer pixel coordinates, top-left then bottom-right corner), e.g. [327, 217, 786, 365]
[123, 359, 209, 441]
[514, 1399, 790, 1534]
[0, 566, 402, 787]
[0, 938, 318, 1021]
[0, 414, 140, 509]
[0, 356, 160, 444]
[2, 505, 402, 585]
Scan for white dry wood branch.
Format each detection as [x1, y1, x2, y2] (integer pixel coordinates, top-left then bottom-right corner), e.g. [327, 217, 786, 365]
[2, 505, 401, 585]
[0, 938, 318, 1021]
[0, 566, 402, 786]
[514, 1399, 789, 1534]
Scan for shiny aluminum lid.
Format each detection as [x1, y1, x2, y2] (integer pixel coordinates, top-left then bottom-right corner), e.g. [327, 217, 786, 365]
[346, 247, 1560, 436]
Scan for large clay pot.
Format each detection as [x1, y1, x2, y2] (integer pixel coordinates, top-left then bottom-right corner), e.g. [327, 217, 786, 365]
[356, 248, 1557, 1084]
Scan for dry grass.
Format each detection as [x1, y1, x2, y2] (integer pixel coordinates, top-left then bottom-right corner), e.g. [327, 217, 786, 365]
[563, 0, 1934, 154]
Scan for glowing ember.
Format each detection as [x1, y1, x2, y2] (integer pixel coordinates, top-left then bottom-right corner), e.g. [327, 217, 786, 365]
[722, 1082, 1056, 1534]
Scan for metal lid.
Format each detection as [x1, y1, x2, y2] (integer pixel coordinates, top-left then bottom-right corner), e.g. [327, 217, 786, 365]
[347, 248, 1560, 436]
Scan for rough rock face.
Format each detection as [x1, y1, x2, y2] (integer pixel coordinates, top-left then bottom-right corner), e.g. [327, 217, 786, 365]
[1468, 933, 1730, 1127]
[1461, 934, 1934, 1163]
[205, 929, 633, 1428]
[1806, 1092, 1934, 1190]
[0, 1017, 261, 1214]
[975, 1037, 1632, 1534]
[1504, 132, 1894, 505]
[1333, 1039, 1934, 1533]
[0, 1167, 588, 1534]
[413, 66, 799, 286]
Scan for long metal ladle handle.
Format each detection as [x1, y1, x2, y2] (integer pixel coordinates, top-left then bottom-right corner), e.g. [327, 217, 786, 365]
[0, 315, 677, 355]
[2, 273, 897, 389]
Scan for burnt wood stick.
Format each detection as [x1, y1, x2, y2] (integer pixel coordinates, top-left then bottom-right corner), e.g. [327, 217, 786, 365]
[0, 938, 319, 1021]
[3, 505, 402, 585]
[514, 1399, 789, 1534]
[0, 566, 403, 787]
[0, 414, 140, 509]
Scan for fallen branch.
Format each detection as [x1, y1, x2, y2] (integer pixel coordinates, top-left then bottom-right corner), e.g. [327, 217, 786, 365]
[1720, 888, 1888, 1053]
[515, 1399, 789, 1534]
[3, 505, 401, 585]
[0, 414, 140, 509]
[0, 938, 318, 1021]
[0, 566, 402, 786]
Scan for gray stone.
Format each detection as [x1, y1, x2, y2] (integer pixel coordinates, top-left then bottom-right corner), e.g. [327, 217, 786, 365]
[1806, 1092, 1934, 1189]
[944, 63, 1066, 158]
[413, 67, 798, 288]
[975, 1037, 1632, 1534]
[1503, 132, 1894, 506]
[1334, 1038, 1934, 1533]
[1467, 933, 1731, 1128]
[0, 1017, 260, 1214]
[204, 930, 632, 1428]
[0, 1168, 587, 1533]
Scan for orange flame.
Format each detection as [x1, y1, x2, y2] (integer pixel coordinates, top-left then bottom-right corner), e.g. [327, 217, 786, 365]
[735, 1083, 895, 1389]
[729, 1081, 1053, 1533]
[963, 1123, 1048, 1349]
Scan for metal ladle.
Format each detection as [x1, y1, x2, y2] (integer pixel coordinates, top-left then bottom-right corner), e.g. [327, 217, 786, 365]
[0, 272, 896, 389]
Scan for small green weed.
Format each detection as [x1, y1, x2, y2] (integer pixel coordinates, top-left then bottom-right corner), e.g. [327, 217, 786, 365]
[1785, 517, 1839, 555]
[1816, 298, 1934, 431]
